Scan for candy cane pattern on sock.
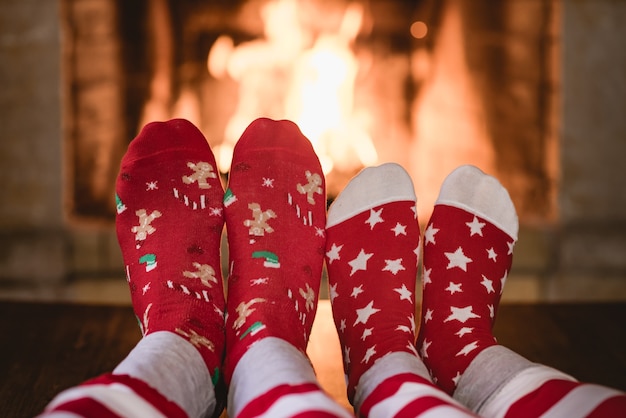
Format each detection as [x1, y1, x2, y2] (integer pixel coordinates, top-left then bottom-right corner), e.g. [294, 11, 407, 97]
[238, 383, 353, 418]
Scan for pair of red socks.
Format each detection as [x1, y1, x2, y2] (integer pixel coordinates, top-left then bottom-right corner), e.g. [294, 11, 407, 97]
[115, 118, 326, 392]
[326, 163, 518, 400]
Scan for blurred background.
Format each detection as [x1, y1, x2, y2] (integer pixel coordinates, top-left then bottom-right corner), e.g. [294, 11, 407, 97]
[1, 0, 625, 304]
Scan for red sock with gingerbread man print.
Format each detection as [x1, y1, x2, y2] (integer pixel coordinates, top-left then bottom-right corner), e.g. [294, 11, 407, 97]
[417, 165, 518, 395]
[221, 118, 338, 416]
[114, 119, 226, 416]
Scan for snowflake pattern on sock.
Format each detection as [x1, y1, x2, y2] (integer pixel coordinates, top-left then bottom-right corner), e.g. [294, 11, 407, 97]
[417, 204, 516, 395]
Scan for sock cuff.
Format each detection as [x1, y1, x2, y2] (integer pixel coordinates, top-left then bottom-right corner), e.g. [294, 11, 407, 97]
[113, 331, 214, 418]
[354, 352, 430, 409]
[475, 358, 578, 417]
[435, 165, 518, 241]
[454, 345, 534, 413]
[327, 163, 416, 228]
[228, 337, 318, 416]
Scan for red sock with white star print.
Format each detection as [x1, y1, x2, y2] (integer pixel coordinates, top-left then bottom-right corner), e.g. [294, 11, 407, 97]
[325, 163, 423, 404]
[416, 165, 518, 395]
[222, 118, 327, 384]
[115, 119, 226, 404]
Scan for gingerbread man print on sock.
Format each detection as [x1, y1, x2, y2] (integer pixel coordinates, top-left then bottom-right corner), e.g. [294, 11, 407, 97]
[182, 262, 219, 288]
[182, 161, 218, 189]
[222, 118, 327, 383]
[243, 203, 276, 236]
[115, 119, 226, 383]
[297, 170, 324, 204]
[132, 209, 162, 249]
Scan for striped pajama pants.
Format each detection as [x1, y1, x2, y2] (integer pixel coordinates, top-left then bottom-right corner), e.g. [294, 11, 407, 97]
[41, 335, 626, 418]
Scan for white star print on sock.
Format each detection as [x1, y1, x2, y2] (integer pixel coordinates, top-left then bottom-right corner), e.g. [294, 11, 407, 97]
[326, 243, 343, 264]
[365, 208, 384, 230]
[362, 345, 377, 363]
[424, 223, 439, 245]
[348, 249, 373, 276]
[382, 258, 405, 275]
[422, 267, 432, 286]
[354, 301, 381, 326]
[444, 306, 480, 323]
[424, 308, 434, 323]
[445, 247, 473, 271]
[455, 327, 473, 337]
[456, 341, 479, 357]
[351, 285, 364, 298]
[466, 216, 486, 236]
[393, 283, 412, 301]
[391, 222, 407, 236]
[480, 275, 495, 293]
[445, 282, 463, 294]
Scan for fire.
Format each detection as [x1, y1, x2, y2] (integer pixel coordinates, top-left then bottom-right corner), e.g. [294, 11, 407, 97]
[208, 0, 377, 176]
[137, 0, 495, 212]
[409, 0, 495, 219]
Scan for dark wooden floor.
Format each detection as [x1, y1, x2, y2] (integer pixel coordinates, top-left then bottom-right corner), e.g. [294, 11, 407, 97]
[1, 300, 625, 417]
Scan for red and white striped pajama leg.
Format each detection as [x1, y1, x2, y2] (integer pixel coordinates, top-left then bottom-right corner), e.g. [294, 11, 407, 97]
[318, 344, 626, 418]
[494, 370, 626, 417]
[356, 363, 477, 418]
[40, 332, 217, 418]
[456, 346, 626, 417]
[41, 373, 187, 418]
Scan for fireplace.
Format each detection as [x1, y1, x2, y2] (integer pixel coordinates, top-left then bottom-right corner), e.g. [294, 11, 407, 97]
[4, 0, 626, 302]
[63, 0, 558, 225]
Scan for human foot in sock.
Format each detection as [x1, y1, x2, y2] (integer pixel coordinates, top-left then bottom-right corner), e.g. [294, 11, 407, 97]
[222, 118, 326, 382]
[116, 119, 226, 385]
[416, 165, 518, 395]
[325, 163, 422, 403]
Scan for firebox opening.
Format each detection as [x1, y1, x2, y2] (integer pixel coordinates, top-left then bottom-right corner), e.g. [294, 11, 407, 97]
[63, 0, 557, 225]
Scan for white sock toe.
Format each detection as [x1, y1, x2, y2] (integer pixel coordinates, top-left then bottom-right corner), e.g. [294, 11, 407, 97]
[327, 163, 417, 228]
[435, 165, 518, 241]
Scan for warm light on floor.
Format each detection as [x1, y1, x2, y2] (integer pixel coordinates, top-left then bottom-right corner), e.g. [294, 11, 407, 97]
[307, 300, 352, 411]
